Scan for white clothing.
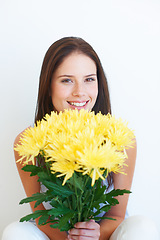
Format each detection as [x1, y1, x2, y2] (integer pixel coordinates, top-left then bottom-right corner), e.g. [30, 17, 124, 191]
[2, 215, 159, 240]
[2, 222, 49, 240]
[109, 215, 159, 240]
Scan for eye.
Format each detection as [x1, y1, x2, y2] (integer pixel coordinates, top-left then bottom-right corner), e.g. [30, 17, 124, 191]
[85, 77, 96, 82]
[61, 78, 72, 83]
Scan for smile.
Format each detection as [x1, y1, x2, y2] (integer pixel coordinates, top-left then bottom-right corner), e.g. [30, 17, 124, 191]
[67, 101, 89, 107]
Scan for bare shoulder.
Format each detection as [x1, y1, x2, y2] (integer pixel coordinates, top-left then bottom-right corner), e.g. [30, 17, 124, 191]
[126, 137, 137, 160]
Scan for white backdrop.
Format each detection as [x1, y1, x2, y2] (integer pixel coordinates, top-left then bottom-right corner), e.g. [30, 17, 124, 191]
[0, 0, 160, 237]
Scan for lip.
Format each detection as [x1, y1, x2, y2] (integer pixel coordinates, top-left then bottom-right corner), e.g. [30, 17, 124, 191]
[67, 100, 89, 109]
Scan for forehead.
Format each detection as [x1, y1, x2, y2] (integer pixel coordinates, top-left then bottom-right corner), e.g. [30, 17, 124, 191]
[54, 52, 97, 76]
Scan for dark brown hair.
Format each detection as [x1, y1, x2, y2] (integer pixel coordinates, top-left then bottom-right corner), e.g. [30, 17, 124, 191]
[35, 37, 111, 122]
[35, 37, 113, 188]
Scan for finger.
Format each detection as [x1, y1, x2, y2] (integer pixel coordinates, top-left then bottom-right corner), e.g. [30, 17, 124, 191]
[68, 226, 100, 238]
[69, 228, 93, 237]
[74, 220, 99, 230]
[68, 235, 94, 240]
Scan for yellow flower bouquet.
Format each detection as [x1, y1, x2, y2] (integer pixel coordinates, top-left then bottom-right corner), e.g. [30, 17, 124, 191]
[15, 109, 135, 231]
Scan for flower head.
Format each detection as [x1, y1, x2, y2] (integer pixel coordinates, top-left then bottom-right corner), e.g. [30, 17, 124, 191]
[14, 120, 48, 165]
[106, 115, 135, 150]
[50, 159, 81, 185]
[76, 139, 125, 186]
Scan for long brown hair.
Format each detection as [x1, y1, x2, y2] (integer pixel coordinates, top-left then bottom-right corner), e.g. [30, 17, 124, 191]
[35, 37, 113, 188]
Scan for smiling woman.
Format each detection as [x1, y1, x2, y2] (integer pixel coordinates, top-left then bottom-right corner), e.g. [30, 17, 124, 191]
[50, 52, 98, 112]
[2, 37, 159, 240]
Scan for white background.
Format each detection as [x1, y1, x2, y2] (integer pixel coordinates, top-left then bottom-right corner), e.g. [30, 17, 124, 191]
[0, 0, 160, 237]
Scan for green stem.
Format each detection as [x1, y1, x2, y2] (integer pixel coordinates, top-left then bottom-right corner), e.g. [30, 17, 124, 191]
[67, 197, 74, 226]
[36, 155, 42, 167]
[41, 151, 51, 174]
[84, 190, 95, 221]
[84, 174, 96, 221]
[74, 173, 81, 222]
[45, 161, 52, 176]
[84, 174, 91, 187]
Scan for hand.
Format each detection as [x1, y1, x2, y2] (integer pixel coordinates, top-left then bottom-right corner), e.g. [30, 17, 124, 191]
[67, 220, 100, 240]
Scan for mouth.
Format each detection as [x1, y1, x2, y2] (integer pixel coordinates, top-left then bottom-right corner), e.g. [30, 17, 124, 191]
[67, 101, 89, 107]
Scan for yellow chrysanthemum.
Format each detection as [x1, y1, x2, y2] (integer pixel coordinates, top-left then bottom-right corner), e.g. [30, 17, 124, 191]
[47, 109, 94, 136]
[76, 139, 126, 186]
[14, 120, 48, 165]
[15, 109, 135, 185]
[50, 160, 81, 185]
[106, 115, 135, 150]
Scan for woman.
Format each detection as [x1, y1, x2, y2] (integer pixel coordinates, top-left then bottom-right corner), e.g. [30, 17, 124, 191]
[2, 37, 159, 240]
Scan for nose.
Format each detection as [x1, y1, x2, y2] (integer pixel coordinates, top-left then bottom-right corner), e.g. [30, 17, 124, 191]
[72, 82, 85, 97]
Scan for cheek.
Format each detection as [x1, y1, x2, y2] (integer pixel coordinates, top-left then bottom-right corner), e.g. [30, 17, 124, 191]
[51, 84, 68, 100]
[90, 85, 98, 100]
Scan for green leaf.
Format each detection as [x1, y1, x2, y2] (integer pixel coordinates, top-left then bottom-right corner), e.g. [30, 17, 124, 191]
[20, 210, 48, 222]
[107, 189, 131, 198]
[22, 165, 42, 176]
[38, 214, 49, 225]
[98, 204, 112, 212]
[92, 194, 106, 208]
[70, 194, 78, 211]
[50, 198, 61, 208]
[48, 206, 74, 217]
[105, 189, 131, 205]
[19, 193, 42, 204]
[50, 221, 72, 232]
[93, 185, 106, 201]
[59, 223, 72, 232]
[43, 180, 74, 197]
[37, 172, 51, 181]
[82, 189, 92, 205]
[68, 172, 84, 192]
[92, 216, 116, 221]
[50, 223, 59, 229]
[58, 212, 75, 229]
[34, 195, 53, 208]
[19, 191, 53, 208]
[92, 204, 111, 217]
[20, 213, 36, 222]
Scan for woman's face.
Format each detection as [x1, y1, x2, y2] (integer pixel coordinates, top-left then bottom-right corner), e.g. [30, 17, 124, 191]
[51, 52, 98, 112]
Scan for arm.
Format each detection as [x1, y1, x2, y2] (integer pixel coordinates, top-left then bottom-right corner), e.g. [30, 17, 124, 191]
[99, 139, 137, 240]
[14, 130, 68, 240]
[68, 140, 137, 240]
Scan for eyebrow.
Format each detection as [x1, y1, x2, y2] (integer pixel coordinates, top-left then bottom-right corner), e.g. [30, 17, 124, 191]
[58, 74, 97, 78]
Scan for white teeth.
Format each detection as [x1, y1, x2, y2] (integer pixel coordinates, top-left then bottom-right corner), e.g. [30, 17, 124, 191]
[69, 102, 87, 107]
